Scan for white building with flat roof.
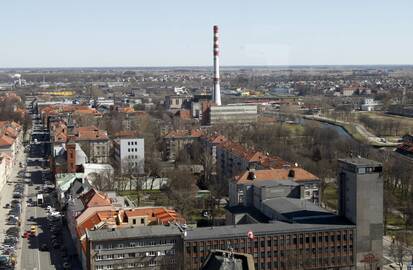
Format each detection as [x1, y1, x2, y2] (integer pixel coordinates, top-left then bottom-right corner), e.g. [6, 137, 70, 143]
[114, 137, 144, 174]
[210, 104, 258, 125]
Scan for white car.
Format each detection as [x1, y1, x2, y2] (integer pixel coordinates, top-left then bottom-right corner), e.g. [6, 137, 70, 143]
[49, 212, 61, 217]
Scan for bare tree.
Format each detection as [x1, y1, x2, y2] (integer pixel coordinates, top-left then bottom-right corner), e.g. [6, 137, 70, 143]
[389, 232, 410, 270]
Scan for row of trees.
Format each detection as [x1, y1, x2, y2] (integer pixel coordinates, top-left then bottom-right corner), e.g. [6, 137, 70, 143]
[359, 114, 403, 137]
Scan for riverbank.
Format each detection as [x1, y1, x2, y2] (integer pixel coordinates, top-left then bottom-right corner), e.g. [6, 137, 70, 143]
[303, 115, 400, 147]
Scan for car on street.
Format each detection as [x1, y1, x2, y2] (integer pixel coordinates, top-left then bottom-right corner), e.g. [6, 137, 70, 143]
[62, 262, 71, 270]
[40, 243, 48, 251]
[30, 225, 36, 235]
[4, 203, 10, 209]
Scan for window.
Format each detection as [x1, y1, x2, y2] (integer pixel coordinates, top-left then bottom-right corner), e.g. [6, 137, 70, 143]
[106, 244, 113, 250]
[118, 243, 124, 249]
[96, 255, 104, 261]
[267, 240, 272, 247]
[128, 142, 130, 145]
[97, 266, 104, 270]
[133, 219, 136, 225]
[148, 261, 156, 267]
[128, 253, 135, 258]
[141, 218, 145, 224]
[95, 244, 103, 250]
[128, 263, 134, 268]
[147, 251, 156, 256]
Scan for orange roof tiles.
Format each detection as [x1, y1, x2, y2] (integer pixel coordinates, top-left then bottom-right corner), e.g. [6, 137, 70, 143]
[75, 126, 108, 141]
[79, 189, 112, 208]
[164, 129, 203, 138]
[234, 168, 319, 184]
[0, 135, 15, 147]
[124, 207, 185, 225]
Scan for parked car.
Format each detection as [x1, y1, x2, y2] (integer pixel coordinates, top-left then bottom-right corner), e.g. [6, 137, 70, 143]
[40, 244, 48, 251]
[4, 204, 10, 209]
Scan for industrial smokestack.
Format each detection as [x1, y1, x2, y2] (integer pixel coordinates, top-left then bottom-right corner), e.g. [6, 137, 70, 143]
[213, 25, 221, 106]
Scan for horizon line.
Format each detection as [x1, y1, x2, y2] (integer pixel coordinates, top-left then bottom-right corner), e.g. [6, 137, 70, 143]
[1, 64, 413, 70]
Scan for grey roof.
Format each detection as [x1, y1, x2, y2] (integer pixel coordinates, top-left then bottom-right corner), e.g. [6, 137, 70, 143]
[262, 197, 331, 219]
[185, 222, 354, 241]
[87, 225, 182, 241]
[338, 157, 382, 167]
[225, 206, 270, 223]
[252, 179, 298, 188]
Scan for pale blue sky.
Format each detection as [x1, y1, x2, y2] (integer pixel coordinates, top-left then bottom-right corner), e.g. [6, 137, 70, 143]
[1, 0, 413, 67]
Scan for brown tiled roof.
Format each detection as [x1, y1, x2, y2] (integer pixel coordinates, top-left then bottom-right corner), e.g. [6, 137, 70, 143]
[79, 189, 112, 208]
[124, 207, 185, 225]
[234, 168, 319, 184]
[0, 135, 15, 147]
[75, 126, 108, 141]
[164, 129, 203, 138]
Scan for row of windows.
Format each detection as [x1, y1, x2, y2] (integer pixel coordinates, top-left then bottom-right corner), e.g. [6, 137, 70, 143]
[127, 141, 140, 146]
[186, 232, 354, 252]
[252, 256, 354, 270]
[95, 239, 177, 250]
[96, 250, 176, 261]
[95, 260, 176, 270]
[127, 148, 141, 153]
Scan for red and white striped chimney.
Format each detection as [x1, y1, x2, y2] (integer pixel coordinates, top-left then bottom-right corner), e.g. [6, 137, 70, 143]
[213, 25, 221, 106]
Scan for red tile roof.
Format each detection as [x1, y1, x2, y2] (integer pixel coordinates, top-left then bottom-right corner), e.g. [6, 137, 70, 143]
[74, 126, 109, 141]
[234, 168, 319, 184]
[164, 129, 203, 138]
[79, 189, 112, 208]
[124, 207, 185, 225]
[0, 135, 15, 147]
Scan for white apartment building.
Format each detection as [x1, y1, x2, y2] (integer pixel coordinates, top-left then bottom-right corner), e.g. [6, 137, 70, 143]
[114, 137, 144, 174]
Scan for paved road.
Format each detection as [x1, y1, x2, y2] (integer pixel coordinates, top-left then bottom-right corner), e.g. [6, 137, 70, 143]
[18, 119, 82, 270]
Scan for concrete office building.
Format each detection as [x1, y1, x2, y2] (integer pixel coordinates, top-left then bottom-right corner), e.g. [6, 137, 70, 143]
[86, 226, 183, 270]
[209, 104, 258, 125]
[113, 137, 145, 174]
[337, 158, 383, 269]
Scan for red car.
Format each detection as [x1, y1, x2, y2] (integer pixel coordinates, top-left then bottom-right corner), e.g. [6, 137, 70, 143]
[22, 231, 29, 238]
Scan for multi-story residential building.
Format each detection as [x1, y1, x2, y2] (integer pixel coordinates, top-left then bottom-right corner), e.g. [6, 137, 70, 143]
[215, 140, 288, 180]
[74, 126, 110, 163]
[86, 226, 183, 270]
[113, 132, 144, 174]
[164, 95, 192, 111]
[228, 167, 321, 209]
[162, 129, 202, 161]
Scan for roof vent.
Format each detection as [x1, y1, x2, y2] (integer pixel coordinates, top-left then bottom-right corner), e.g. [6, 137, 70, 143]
[288, 169, 295, 178]
[111, 228, 115, 231]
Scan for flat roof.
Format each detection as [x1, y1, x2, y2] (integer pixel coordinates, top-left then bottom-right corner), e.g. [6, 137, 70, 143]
[338, 157, 382, 167]
[87, 225, 182, 241]
[185, 222, 354, 241]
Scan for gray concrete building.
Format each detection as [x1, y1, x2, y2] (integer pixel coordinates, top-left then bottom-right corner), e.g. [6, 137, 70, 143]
[86, 226, 183, 270]
[337, 158, 383, 269]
